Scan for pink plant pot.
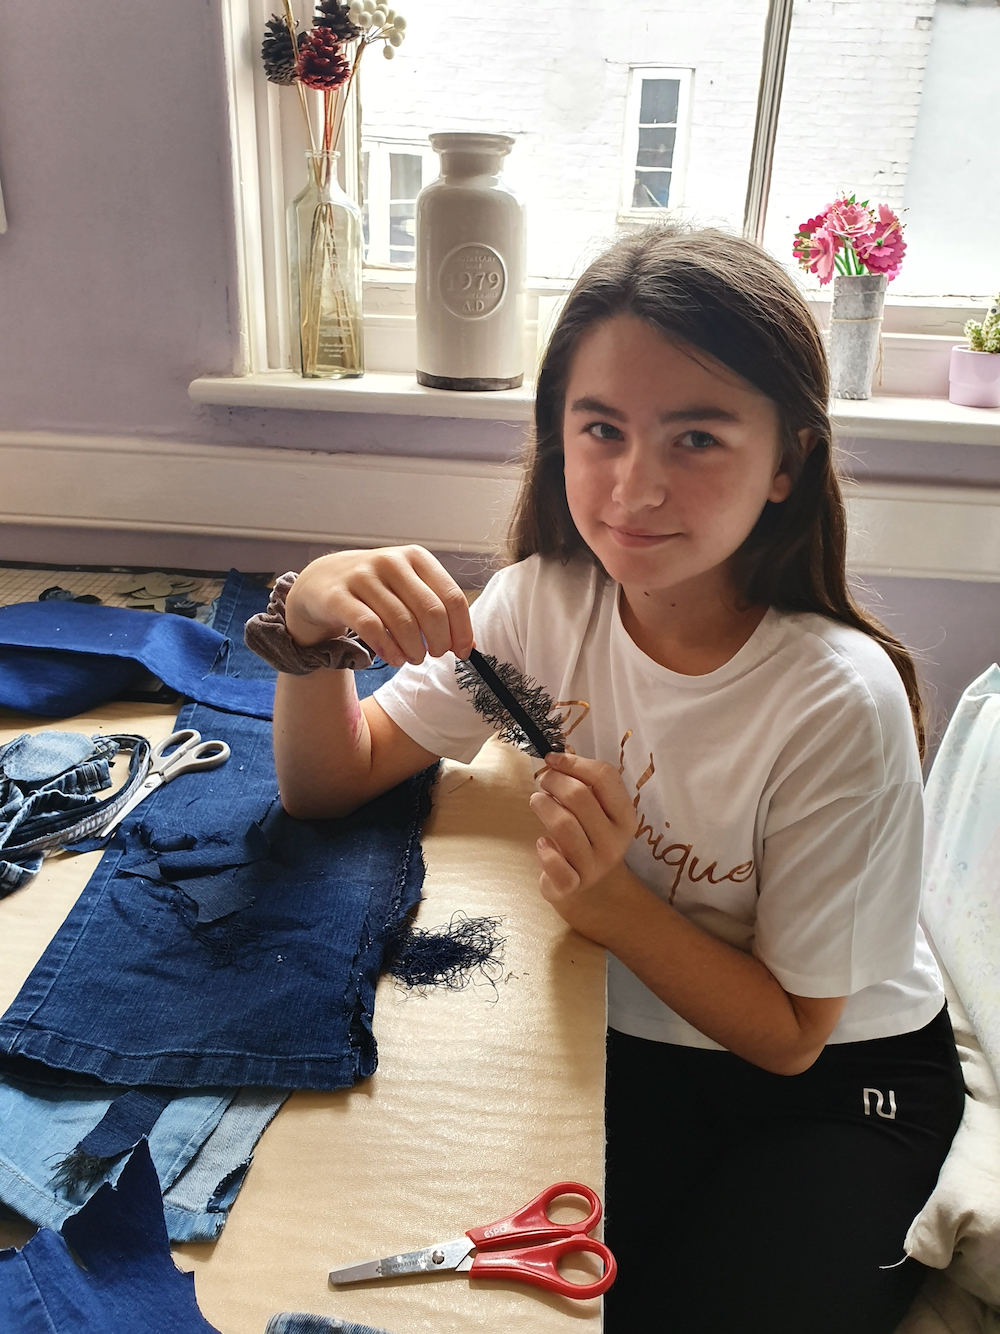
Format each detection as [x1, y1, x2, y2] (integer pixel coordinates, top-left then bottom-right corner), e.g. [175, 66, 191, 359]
[949, 345, 1000, 409]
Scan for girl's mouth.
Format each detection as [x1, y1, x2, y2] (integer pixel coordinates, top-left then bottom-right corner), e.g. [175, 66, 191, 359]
[606, 525, 678, 548]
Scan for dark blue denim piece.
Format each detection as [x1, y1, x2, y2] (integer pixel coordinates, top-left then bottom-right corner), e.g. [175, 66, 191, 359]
[0, 594, 275, 719]
[0, 572, 429, 1090]
[0, 1140, 221, 1334]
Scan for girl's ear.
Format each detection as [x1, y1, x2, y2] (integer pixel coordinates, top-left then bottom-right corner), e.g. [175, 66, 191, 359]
[768, 428, 815, 505]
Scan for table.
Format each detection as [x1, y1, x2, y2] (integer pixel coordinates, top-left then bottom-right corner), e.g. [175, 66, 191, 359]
[0, 702, 607, 1334]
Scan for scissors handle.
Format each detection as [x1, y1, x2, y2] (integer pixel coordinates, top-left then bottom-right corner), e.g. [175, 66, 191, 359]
[151, 730, 230, 779]
[466, 1182, 602, 1249]
[468, 1235, 616, 1300]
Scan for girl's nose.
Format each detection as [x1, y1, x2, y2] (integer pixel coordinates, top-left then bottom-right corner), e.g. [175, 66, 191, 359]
[612, 446, 666, 512]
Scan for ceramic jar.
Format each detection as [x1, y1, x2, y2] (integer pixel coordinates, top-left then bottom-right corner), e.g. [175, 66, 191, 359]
[415, 132, 526, 391]
[948, 346, 1000, 409]
[827, 273, 887, 400]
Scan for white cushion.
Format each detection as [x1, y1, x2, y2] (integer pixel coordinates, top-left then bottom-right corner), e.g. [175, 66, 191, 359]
[905, 954, 1000, 1311]
[921, 665, 1000, 1085]
[903, 667, 1000, 1313]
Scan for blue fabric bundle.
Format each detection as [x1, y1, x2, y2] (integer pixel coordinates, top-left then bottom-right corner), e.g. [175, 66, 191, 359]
[0, 594, 275, 719]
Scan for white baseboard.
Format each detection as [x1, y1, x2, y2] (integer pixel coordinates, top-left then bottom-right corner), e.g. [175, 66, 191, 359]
[1, 430, 998, 583]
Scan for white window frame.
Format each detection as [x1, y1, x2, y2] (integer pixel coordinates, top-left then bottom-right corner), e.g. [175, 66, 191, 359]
[618, 66, 693, 221]
[362, 139, 438, 269]
[216, 0, 991, 401]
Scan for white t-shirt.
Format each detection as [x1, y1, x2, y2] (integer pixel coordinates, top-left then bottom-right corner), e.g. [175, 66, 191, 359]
[374, 553, 943, 1049]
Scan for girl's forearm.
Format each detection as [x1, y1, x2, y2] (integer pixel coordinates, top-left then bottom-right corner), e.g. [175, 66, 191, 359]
[597, 867, 834, 1075]
[272, 669, 371, 819]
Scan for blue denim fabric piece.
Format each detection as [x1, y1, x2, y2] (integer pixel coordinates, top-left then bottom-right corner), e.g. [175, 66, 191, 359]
[0, 571, 428, 1090]
[0, 1140, 221, 1333]
[0, 591, 275, 719]
[0, 1066, 287, 1242]
[266, 1316, 395, 1334]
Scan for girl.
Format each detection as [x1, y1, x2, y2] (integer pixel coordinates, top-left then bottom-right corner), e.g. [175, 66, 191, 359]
[266, 228, 964, 1332]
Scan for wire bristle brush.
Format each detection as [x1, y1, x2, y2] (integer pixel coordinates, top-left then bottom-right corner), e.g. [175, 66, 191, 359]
[455, 648, 566, 758]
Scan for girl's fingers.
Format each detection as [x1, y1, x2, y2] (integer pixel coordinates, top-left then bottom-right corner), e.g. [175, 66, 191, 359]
[542, 753, 634, 828]
[536, 838, 580, 897]
[356, 549, 472, 661]
[529, 790, 593, 874]
[342, 588, 425, 666]
[536, 767, 611, 840]
[405, 547, 475, 658]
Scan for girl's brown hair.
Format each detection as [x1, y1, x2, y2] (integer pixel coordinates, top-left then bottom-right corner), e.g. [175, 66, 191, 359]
[507, 226, 925, 757]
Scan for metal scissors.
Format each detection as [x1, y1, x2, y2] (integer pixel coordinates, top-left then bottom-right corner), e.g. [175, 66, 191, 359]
[100, 729, 231, 836]
[328, 1181, 616, 1300]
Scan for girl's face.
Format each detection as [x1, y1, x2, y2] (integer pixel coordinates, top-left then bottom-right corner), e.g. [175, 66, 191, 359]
[561, 314, 794, 603]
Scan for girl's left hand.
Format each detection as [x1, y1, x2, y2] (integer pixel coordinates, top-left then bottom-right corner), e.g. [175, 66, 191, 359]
[529, 752, 635, 936]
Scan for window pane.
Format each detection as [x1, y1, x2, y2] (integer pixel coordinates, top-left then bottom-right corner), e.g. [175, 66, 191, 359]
[636, 126, 676, 170]
[389, 197, 417, 265]
[389, 152, 422, 202]
[633, 170, 672, 209]
[361, 150, 371, 253]
[360, 0, 770, 278]
[763, 1, 999, 298]
[639, 78, 679, 127]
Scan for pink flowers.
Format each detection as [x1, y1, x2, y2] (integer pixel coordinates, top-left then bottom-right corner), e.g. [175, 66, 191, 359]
[793, 197, 906, 284]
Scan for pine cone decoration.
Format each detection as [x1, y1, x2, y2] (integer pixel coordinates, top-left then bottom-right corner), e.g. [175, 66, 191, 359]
[315, 0, 361, 42]
[296, 26, 351, 90]
[261, 15, 299, 85]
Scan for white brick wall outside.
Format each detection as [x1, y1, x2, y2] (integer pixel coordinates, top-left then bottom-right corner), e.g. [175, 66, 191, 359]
[359, 0, 937, 281]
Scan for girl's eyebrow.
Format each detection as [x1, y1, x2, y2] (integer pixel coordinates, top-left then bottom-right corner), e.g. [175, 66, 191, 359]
[568, 396, 741, 424]
[569, 396, 627, 420]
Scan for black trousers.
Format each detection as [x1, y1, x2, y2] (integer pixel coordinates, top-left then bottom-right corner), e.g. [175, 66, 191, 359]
[604, 1005, 965, 1334]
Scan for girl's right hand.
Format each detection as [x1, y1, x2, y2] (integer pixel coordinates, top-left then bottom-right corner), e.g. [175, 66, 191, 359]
[283, 546, 475, 668]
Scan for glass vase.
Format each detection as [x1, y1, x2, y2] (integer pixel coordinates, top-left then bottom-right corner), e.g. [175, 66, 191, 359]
[288, 151, 364, 379]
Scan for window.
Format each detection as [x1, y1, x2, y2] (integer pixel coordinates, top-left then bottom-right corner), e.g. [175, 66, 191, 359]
[221, 0, 998, 383]
[761, 0, 998, 299]
[361, 140, 437, 266]
[620, 69, 692, 216]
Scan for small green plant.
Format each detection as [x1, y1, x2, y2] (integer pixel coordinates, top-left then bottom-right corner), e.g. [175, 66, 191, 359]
[965, 294, 1000, 353]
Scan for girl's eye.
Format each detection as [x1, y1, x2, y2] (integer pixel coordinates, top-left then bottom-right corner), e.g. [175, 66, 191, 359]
[679, 430, 719, 451]
[585, 421, 623, 442]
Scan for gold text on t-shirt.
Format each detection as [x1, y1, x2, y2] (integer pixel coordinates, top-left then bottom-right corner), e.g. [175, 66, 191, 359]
[621, 732, 755, 903]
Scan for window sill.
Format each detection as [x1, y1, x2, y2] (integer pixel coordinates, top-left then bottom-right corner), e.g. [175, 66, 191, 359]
[189, 372, 1000, 445]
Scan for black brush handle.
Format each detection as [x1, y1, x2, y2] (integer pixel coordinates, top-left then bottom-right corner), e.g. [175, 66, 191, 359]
[465, 648, 563, 757]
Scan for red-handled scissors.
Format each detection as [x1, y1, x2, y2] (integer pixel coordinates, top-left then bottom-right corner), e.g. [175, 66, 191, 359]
[328, 1181, 616, 1300]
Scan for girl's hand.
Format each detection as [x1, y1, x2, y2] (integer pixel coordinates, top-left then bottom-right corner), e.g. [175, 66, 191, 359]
[283, 546, 474, 667]
[529, 752, 636, 936]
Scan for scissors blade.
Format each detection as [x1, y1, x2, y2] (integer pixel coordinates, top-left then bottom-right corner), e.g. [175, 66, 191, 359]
[100, 772, 165, 836]
[329, 1237, 472, 1284]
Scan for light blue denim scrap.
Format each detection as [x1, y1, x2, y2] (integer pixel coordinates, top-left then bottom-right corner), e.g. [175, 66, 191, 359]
[266, 1316, 395, 1334]
[0, 731, 99, 784]
[0, 1073, 287, 1242]
[0, 733, 119, 895]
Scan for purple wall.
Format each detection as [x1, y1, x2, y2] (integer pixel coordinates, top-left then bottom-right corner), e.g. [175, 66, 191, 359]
[0, 0, 997, 748]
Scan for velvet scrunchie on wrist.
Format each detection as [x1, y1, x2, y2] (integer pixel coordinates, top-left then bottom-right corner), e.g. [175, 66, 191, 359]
[243, 572, 375, 674]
